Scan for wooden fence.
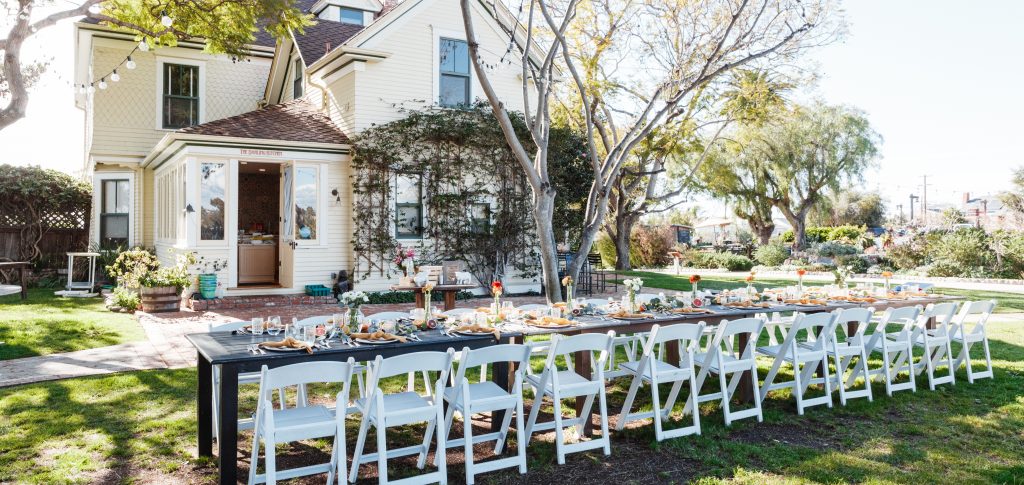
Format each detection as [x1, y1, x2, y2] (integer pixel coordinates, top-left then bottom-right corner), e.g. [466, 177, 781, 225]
[0, 227, 89, 269]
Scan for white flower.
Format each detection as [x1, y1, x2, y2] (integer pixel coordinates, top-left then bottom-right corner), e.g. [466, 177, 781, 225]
[341, 290, 370, 306]
[623, 277, 644, 293]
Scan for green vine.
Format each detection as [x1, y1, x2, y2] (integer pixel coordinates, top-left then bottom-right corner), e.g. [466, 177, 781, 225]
[351, 104, 547, 286]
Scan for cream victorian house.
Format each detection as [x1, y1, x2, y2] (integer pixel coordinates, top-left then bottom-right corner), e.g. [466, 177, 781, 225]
[74, 0, 537, 296]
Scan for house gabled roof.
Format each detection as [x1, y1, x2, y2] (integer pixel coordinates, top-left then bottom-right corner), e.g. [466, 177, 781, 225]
[292, 20, 365, 66]
[178, 99, 349, 144]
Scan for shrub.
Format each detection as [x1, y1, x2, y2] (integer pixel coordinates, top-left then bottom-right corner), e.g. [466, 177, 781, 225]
[813, 241, 861, 258]
[629, 226, 672, 268]
[927, 228, 993, 277]
[110, 287, 140, 312]
[682, 250, 719, 269]
[753, 243, 790, 266]
[991, 230, 1024, 278]
[838, 255, 870, 274]
[593, 233, 617, 269]
[106, 248, 159, 289]
[714, 253, 754, 271]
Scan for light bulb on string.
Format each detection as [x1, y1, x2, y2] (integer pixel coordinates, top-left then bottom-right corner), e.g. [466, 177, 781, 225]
[98, 78, 107, 89]
[138, 41, 149, 52]
[87, 4, 101, 14]
[126, 56, 136, 69]
[160, 11, 173, 27]
[87, 85, 96, 94]
[110, 70, 119, 82]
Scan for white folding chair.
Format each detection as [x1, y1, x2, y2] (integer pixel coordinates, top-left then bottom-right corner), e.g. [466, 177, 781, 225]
[438, 344, 531, 484]
[525, 332, 613, 465]
[758, 311, 838, 415]
[951, 299, 997, 383]
[828, 308, 874, 405]
[912, 302, 959, 390]
[688, 318, 765, 425]
[208, 320, 282, 441]
[862, 305, 922, 396]
[247, 359, 356, 485]
[349, 350, 454, 485]
[617, 323, 705, 441]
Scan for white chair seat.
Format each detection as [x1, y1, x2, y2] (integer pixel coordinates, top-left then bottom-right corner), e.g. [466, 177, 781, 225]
[758, 344, 825, 361]
[269, 405, 335, 442]
[356, 391, 434, 425]
[526, 370, 599, 397]
[443, 382, 516, 413]
[693, 352, 752, 374]
[619, 359, 690, 382]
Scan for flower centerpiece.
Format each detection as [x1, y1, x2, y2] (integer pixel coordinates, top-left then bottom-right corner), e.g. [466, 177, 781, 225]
[796, 268, 807, 296]
[490, 280, 503, 314]
[689, 274, 701, 294]
[745, 271, 756, 296]
[562, 275, 574, 309]
[339, 290, 369, 330]
[881, 270, 893, 293]
[422, 281, 436, 320]
[834, 265, 853, 289]
[393, 244, 416, 286]
[623, 277, 644, 313]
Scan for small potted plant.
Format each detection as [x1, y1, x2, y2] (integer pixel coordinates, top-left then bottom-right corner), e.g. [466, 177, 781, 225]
[195, 255, 227, 300]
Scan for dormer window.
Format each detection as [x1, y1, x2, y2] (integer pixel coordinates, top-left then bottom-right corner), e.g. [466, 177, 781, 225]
[439, 38, 470, 107]
[292, 58, 303, 98]
[340, 7, 364, 25]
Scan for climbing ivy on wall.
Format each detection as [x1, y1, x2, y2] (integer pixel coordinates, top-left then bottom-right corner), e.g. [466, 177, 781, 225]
[350, 104, 542, 286]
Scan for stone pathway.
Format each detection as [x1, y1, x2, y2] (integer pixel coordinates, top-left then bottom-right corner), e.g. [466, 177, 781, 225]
[0, 293, 585, 388]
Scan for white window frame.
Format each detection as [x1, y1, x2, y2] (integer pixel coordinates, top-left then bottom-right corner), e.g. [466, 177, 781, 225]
[290, 162, 328, 247]
[155, 162, 187, 246]
[94, 171, 135, 248]
[155, 56, 206, 131]
[432, 29, 474, 107]
[193, 159, 231, 248]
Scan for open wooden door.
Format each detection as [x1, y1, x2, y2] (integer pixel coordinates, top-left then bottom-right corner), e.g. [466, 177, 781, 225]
[278, 163, 294, 289]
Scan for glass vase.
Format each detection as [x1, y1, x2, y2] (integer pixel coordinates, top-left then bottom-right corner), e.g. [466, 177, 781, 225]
[424, 291, 432, 320]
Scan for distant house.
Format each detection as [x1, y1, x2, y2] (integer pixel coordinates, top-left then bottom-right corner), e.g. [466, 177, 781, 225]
[961, 192, 1015, 230]
[74, 0, 538, 295]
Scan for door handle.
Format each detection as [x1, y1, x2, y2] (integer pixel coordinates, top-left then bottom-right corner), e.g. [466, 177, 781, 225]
[289, 241, 298, 249]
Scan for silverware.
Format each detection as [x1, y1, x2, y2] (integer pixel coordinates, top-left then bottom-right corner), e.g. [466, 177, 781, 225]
[257, 346, 267, 354]
[246, 344, 255, 354]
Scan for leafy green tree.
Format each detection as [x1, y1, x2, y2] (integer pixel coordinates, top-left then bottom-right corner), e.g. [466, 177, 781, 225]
[0, 164, 91, 262]
[1, 0, 310, 130]
[999, 166, 1024, 227]
[730, 103, 879, 249]
[810, 189, 886, 227]
[941, 208, 969, 227]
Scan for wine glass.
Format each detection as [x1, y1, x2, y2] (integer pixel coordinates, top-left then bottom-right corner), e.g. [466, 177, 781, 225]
[267, 319, 281, 336]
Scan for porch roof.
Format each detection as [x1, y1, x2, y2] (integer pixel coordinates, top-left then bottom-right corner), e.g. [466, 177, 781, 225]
[177, 99, 349, 144]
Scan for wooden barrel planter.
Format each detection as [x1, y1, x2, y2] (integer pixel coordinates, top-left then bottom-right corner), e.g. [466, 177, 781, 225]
[139, 286, 182, 313]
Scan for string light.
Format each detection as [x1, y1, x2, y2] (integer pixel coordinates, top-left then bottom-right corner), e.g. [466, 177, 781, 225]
[87, 4, 101, 15]
[160, 11, 173, 27]
[78, 45, 140, 95]
[138, 41, 149, 52]
[110, 69, 119, 82]
[126, 56, 136, 69]
[98, 78, 107, 89]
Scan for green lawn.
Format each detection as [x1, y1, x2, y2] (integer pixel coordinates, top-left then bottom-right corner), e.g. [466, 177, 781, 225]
[2, 295, 1023, 483]
[0, 288, 143, 361]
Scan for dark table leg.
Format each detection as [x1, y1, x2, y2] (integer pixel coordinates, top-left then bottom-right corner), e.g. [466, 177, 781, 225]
[197, 352, 213, 458]
[443, 291, 457, 311]
[217, 364, 239, 485]
[737, 333, 755, 403]
[19, 266, 27, 300]
[491, 335, 515, 433]
[414, 290, 425, 309]
[573, 349, 594, 436]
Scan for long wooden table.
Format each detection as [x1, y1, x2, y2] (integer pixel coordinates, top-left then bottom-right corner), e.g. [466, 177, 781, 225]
[388, 284, 477, 310]
[188, 294, 958, 483]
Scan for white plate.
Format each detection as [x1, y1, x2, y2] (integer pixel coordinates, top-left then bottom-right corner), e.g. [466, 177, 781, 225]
[614, 316, 653, 321]
[259, 344, 308, 352]
[355, 337, 400, 345]
[456, 330, 495, 336]
[527, 322, 574, 329]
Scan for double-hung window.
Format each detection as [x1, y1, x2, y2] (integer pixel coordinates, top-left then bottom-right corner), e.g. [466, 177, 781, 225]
[292, 58, 304, 99]
[99, 179, 130, 248]
[340, 7, 363, 25]
[395, 174, 423, 238]
[439, 38, 470, 107]
[469, 203, 490, 234]
[162, 63, 200, 129]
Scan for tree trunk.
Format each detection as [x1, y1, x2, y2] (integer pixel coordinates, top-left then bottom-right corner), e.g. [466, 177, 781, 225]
[533, 188, 564, 303]
[613, 225, 632, 270]
[754, 223, 775, 245]
[790, 217, 807, 250]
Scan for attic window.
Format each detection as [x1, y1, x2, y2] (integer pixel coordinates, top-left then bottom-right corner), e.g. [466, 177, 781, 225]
[293, 58, 303, 98]
[439, 38, 470, 107]
[340, 7, 363, 25]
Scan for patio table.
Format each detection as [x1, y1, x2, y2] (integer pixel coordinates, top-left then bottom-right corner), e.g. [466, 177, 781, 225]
[502, 294, 961, 436]
[389, 284, 477, 310]
[187, 328, 506, 485]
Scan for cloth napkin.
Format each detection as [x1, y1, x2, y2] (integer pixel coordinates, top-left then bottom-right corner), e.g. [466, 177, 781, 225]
[260, 337, 313, 353]
[525, 316, 575, 327]
[350, 330, 408, 343]
[608, 310, 654, 319]
[454, 323, 500, 338]
[670, 307, 714, 314]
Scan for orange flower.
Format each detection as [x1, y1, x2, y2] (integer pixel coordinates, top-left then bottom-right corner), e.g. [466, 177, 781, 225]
[491, 281, 503, 297]
[689, 274, 701, 284]
[745, 275, 754, 283]
[796, 269, 807, 277]
[881, 271, 893, 278]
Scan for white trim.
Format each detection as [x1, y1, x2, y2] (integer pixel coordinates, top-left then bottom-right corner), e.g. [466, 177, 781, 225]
[155, 56, 207, 131]
[432, 28, 473, 107]
[291, 162, 329, 247]
[195, 159, 231, 248]
[93, 171, 136, 248]
[227, 158, 240, 288]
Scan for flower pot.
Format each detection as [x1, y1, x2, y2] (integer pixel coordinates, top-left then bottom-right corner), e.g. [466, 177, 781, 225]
[139, 286, 181, 313]
[198, 274, 218, 299]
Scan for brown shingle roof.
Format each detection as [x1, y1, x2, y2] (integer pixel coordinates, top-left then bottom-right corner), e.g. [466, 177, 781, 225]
[179, 99, 349, 145]
[293, 20, 364, 66]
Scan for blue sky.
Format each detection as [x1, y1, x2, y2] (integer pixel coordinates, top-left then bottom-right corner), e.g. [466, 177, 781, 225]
[1, 0, 1021, 215]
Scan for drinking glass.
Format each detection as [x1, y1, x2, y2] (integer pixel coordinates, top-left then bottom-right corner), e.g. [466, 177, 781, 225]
[251, 317, 264, 335]
[502, 301, 514, 312]
[267, 320, 281, 336]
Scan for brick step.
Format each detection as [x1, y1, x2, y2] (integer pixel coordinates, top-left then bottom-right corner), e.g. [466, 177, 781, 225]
[188, 294, 338, 311]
